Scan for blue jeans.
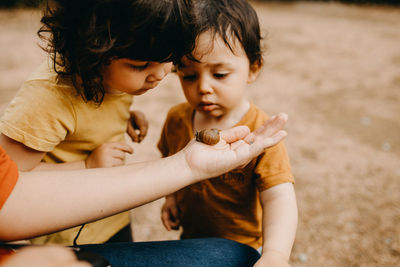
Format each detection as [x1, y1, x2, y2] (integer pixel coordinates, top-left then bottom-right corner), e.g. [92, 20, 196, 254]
[78, 237, 260, 267]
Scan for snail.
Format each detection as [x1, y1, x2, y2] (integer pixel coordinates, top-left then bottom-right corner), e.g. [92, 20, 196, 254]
[195, 128, 220, 145]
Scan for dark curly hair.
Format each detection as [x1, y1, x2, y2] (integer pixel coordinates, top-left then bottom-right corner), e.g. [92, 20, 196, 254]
[38, 0, 196, 103]
[186, 0, 263, 67]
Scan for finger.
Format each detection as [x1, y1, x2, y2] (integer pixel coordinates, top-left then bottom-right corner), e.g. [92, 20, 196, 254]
[169, 206, 180, 228]
[111, 158, 125, 167]
[138, 124, 148, 142]
[229, 139, 247, 151]
[112, 142, 134, 154]
[262, 130, 287, 147]
[112, 150, 127, 160]
[127, 122, 139, 143]
[161, 210, 172, 231]
[249, 130, 287, 157]
[220, 126, 250, 144]
[135, 118, 149, 142]
[170, 205, 180, 221]
[245, 113, 288, 144]
[131, 110, 149, 142]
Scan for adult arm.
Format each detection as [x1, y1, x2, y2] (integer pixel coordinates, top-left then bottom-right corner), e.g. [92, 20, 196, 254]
[255, 182, 298, 267]
[0, 113, 288, 241]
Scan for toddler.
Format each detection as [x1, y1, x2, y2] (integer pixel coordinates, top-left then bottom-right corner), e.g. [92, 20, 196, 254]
[158, 0, 298, 266]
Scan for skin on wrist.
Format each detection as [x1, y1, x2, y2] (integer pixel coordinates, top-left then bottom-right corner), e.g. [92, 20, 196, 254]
[173, 149, 199, 183]
[262, 249, 289, 262]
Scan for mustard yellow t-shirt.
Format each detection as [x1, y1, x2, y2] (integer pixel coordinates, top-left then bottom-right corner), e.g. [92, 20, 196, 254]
[0, 60, 132, 245]
[158, 103, 294, 249]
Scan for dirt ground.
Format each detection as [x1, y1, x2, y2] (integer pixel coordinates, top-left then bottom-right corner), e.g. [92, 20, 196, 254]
[0, 2, 399, 266]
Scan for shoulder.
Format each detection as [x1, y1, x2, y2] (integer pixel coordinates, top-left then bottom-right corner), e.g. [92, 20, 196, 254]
[160, 103, 193, 138]
[18, 60, 77, 108]
[240, 103, 269, 131]
[165, 102, 193, 124]
[167, 102, 192, 117]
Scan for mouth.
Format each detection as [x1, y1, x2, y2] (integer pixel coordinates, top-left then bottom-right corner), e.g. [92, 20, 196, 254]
[198, 102, 219, 112]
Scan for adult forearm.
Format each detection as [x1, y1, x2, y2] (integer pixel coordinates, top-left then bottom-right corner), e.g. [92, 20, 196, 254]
[0, 117, 289, 241]
[0, 151, 193, 241]
[33, 160, 86, 171]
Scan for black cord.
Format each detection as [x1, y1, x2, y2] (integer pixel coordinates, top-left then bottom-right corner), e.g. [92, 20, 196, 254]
[73, 224, 86, 247]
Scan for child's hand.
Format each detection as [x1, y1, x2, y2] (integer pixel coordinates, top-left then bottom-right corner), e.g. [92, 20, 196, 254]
[161, 195, 181, 231]
[85, 142, 133, 168]
[127, 110, 148, 143]
[254, 250, 290, 267]
[181, 113, 288, 181]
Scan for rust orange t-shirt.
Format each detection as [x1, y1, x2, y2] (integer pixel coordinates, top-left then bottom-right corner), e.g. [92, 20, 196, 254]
[157, 103, 294, 249]
[0, 145, 18, 210]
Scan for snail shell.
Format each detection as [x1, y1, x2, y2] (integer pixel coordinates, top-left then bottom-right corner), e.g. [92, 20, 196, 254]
[195, 128, 220, 145]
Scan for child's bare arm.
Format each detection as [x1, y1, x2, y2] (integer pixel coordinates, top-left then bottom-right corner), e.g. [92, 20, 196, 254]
[0, 134, 87, 171]
[255, 183, 298, 267]
[0, 134, 133, 171]
[0, 134, 47, 171]
[34, 142, 134, 170]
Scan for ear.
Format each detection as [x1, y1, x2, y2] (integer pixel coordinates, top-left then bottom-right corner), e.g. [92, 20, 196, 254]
[247, 60, 262, 84]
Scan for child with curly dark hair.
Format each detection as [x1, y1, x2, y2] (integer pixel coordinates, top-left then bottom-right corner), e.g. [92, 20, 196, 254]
[0, 0, 197, 246]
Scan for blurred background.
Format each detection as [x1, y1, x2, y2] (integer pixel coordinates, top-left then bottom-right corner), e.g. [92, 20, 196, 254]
[0, 1, 399, 266]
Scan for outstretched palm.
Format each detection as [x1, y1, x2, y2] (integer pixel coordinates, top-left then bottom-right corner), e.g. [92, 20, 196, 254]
[183, 113, 288, 181]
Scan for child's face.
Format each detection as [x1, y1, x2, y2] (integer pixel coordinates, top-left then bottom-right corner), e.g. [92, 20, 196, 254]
[177, 31, 260, 119]
[102, 59, 173, 95]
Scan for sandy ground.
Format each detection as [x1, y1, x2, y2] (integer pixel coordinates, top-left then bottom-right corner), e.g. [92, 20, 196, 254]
[0, 2, 399, 266]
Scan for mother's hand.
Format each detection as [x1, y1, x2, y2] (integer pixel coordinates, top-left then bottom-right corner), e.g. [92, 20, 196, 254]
[182, 113, 288, 181]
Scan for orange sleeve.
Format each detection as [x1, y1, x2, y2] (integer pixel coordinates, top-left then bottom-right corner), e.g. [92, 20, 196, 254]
[0, 145, 19, 209]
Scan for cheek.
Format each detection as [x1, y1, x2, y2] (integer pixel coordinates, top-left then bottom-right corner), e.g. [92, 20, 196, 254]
[182, 85, 199, 103]
[123, 71, 146, 88]
[112, 72, 146, 93]
[217, 87, 245, 106]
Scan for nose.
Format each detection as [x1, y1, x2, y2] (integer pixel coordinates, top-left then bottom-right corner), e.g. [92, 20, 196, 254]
[146, 62, 172, 82]
[198, 75, 213, 94]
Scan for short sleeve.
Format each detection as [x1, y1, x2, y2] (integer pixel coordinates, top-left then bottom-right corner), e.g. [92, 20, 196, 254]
[157, 119, 170, 157]
[0, 146, 19, 209]
[0, 80, 76, 152]
[254, 141, 294, 192]
[157, 103, 193, 158]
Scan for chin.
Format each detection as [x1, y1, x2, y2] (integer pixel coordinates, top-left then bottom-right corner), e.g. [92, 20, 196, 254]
[133, 88, 151, 95]
[198, 109, 224, 119]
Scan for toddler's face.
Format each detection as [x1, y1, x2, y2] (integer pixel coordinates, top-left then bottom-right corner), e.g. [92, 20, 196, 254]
[177, 31, 260, 119]
[101, 59, 173, 95]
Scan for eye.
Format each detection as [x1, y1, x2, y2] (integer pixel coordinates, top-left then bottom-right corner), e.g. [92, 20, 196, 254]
[128, 62, 149, 71]
[182, 74, 197, 81]
[213, 72, 229, 79]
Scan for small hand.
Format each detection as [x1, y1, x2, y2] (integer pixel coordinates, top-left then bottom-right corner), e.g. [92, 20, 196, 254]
[254, 250, 291, 267]
[161, 195, 181, 231]
[86, 142, 133, 168]
[127, 110, 148, 143]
